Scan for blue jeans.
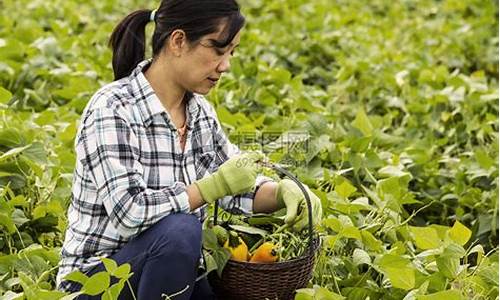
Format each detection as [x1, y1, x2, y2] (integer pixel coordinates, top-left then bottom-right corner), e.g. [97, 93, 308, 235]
[71, 213, 216, 300]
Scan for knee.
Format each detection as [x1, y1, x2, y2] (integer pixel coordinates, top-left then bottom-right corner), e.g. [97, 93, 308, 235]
[155, 213, 202, 256]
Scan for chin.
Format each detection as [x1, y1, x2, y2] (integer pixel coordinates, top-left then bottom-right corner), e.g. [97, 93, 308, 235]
[192, 88, 211, 95]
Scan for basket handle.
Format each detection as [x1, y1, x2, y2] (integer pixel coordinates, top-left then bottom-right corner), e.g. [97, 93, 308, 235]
[213, 161, 315, 256]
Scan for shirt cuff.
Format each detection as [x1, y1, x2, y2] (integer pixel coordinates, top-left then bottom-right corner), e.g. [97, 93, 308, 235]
[162, 182, 191, 213]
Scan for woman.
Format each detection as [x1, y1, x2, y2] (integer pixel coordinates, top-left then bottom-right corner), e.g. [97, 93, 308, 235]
[56, 0, 322, 299]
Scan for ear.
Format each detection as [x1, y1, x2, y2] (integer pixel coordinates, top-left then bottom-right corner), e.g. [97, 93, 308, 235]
[167, 29, 187, 57]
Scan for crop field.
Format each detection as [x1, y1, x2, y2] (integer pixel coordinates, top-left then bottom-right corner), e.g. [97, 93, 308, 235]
[0, 0, 498, 299]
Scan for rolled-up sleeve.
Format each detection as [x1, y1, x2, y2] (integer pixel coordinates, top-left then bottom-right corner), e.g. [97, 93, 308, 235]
[78, 107, 191, 238]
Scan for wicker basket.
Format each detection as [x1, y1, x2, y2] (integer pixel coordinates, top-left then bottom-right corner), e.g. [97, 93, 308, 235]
[208, 163, 321, 300]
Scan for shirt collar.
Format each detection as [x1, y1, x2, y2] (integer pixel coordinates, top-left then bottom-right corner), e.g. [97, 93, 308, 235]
[129, 58, 200, 130]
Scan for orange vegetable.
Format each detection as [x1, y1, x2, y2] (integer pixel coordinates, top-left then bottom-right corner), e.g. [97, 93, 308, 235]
[249, 242, 278, 263]
[224, 231, 248, 262]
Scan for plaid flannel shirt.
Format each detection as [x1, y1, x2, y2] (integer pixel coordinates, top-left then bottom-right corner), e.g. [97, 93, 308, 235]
[57, 58, 272, 291]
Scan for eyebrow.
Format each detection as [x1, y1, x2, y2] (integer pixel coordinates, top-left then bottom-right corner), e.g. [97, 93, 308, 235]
[208, 38, 240, 48]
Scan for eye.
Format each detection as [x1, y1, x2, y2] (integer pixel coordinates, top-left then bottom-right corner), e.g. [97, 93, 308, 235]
[214, 48, 225, 56]
[214, 48, 236, 56]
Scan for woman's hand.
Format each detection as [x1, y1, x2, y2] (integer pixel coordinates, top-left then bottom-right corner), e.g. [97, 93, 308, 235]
[275, 179, 323, 231]
[194, 151, 264, 204]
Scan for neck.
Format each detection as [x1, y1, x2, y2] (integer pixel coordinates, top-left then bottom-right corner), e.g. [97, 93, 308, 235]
[144, 58, 186, 112]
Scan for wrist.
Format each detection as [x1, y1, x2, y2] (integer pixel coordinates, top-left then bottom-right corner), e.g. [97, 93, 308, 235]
[195, 172, 228, 204]
[186, 184, 205, 211]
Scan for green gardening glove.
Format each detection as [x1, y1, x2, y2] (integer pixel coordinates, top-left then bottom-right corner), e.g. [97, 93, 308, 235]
[195, 152, 265, 204]
[275, 179, 323, 232]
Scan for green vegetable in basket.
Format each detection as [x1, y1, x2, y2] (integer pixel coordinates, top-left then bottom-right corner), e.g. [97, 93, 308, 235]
[213, 225, 229, 246]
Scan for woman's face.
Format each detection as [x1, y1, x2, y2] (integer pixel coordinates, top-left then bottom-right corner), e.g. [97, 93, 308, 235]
[171, 25, 241, 95]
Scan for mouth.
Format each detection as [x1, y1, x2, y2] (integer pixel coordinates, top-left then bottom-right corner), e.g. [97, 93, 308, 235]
[207, 77, 219, 86]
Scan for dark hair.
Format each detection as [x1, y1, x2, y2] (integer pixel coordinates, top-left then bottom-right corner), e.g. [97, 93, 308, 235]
[108, 0, 245, 80]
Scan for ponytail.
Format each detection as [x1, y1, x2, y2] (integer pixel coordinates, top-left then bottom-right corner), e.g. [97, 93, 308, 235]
[108, 9, 152, 80]
[108, 1, 245, 81]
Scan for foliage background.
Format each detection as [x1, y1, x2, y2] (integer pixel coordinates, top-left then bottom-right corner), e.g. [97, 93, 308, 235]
[0, 0, 498, 299]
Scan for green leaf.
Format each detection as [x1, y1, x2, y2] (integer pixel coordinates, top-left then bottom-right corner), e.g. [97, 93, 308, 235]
[60, 122, 77, 144]
[447, 221, 472, 246]
[102, 278, 126, 300]
[17, 272, 35, 291]
[0, 128, 24, 148]
[410, 226, 441, 250]
[228, 224, 269, 237]
[202, 229, 219, 251]
[213, 248, 231, 277]
[349, 136, 372, 153]
[216, 107, 239, 128]
[324, 235, 339, 249]
[334, 180, 357, 199]
[377, 254, 411, 269]
[377, 254, 416, 290]
[474, 148, 494, 169]
[267, 67, 291, 84]
[64, 270, 89, 285]
[352, 108, 373, 136]
[294, 290, 314, 300]
[246, 214, 284, 226]
[11, 209, 29, 226]
[323, 217, 342, 232]
[0, 87, 12, 104]
[477, 263, 499, 286]
[416, 289, 464, 300]
[377, 166, 412, 180]
[442, 243, 466, 258]
[82, 271, 110, 296]
[427, 271, 448, 292]
[3, 259, 19, 276]
[113, 263, 131, 279]
[361, 230, 383, 251]
[0, 291, 24, 300]
[0, 171, 14, 177]
[202, 251, 218, 275]
[342, 226, 362, 240]
[376, 176, 414, 210]
[0, 145, 31, 163]
[389, 241, 407, 256]
[9, 195, 28, 207]
[314, 286, 345, 300]
[385, 266, 415, 290]
[0, 212, 16, 234]
[436, 256, 460, 279]
[343, 287, 378, 299]
[429, 224, 451, 240]
[352, 248, 371, 265]
[296, 287, 345, 300]
[29, 290, 67, 300]
[22, 142, 48, 164]
[100, 257, 117, 273]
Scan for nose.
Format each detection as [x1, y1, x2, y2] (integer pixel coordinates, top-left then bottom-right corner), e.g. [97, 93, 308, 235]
[216, 55, 231, 73]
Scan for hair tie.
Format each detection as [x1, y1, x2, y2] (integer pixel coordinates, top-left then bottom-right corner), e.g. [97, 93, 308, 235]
[150, 9, 157, 22]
